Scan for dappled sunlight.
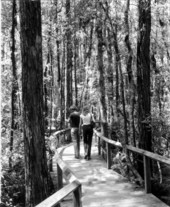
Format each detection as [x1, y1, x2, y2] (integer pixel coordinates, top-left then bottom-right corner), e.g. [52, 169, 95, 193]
[59, 142, 168, 207]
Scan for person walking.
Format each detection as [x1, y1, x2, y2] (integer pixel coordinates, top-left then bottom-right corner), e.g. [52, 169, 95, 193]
[80, 106, 95, 160]
[67, 105, 80, 159]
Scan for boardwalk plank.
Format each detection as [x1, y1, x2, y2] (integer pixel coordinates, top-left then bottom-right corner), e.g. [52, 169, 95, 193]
[53, 141, 168, 207]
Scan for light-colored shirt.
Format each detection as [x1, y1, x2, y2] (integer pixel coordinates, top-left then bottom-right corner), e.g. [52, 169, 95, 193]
[80, 113, 94, 126]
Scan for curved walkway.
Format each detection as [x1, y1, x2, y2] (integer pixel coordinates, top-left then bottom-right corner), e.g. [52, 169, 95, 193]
[53, 140, 168, 207]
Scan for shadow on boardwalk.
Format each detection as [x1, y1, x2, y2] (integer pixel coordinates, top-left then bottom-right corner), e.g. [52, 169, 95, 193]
[52, 140, 168, 207]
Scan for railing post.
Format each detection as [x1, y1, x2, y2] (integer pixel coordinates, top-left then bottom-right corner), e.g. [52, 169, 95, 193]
[57, 164, 63, 190]
[98, 136, 101, 155]
[106, 143, 111, 169]
[73, 185, 82, 207]
[143, 155, 151, 193]
[49, 151, 53, 172]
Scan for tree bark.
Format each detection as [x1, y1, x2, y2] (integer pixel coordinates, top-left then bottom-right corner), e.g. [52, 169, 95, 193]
[124, 0, 136, 146]
[66, 0, 73, 116]
[20, 1, 52, 206]
[137, 0, 152, 151]
[96, 7, 108, 137]
[73, 0, 78, 106]
[9, 0, 18, 169]
[54, 0, 64, 130]
[44, 64, 48, 130]
[74, 40, 78, 106]
[106, 27, 114, 104]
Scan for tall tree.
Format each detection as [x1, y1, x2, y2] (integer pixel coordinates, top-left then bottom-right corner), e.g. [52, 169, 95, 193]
[137, 0, 152, 151]
[47, 19, 54, 134]
[73, 0, 78, 106]
[19, 0, 51, 206]
[9, 0, 18, 169]
[101, 1, 128, 144]
[66, 0, 73, 116]
[101, 1, 120, 116]
[124, 0, 136, 146]
[96, 2, 108, 137]
[55, 0, 64, 129]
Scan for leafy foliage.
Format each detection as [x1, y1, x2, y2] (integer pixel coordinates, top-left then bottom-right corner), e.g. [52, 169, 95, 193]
[1, 158, 25, 207]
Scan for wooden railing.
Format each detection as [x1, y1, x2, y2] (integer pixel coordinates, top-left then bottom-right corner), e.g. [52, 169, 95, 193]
[49, 128, 71, 150]
[36, 128, 82, 207]
[94, 129, 170, 194]
[47, 128, 71, 172]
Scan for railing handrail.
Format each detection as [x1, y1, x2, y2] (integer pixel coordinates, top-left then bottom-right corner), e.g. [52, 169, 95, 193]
[56, 144, 79, 183]
[94, 128, 170, 193]
[126, 145, 170, 165]
[36, 181, 81, 207]
[52, 128, 70, 137]
[36, 128, 82, 207]
[94, 130, 122, 148]
[94, 129, 170, 166]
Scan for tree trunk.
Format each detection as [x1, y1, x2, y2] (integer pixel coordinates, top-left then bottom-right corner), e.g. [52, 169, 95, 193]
[119, 60, 128, 145]
[106, 27, 114, 103]
[20, 1, 52, 206]
[110, 8, 128, 145]
[101, 1, 120, 117]
[137, 0, 152, 151]
[60, 38, 65, 129]
[63, 38, 68, 124]
[66, 0, 73, 116]
[87, 20, 94, 66]
[73, 0, 78, 106]
[124, 0, 136, 146]
[113, 31, 129, 145]
[74, 40, 78, 106]
[9, 0, 18, 169]
[55, 0, 64, 130]
[44, 64, 48, 130]
[114, 8, 120, 116]
[96, 10, 108, 138]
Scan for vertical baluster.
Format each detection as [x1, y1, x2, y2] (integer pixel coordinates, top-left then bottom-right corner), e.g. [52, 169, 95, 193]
[49, 150, 53, 172]
[98, 136, 101, 155]
[56, 164, 63, 207]
[73, 185, 82, 207]
[143, 155, 151, 193]
[57, 164, 63, 190]
[107, 143, 111, 169]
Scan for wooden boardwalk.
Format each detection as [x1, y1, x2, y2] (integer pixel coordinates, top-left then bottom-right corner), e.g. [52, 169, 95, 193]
[52, 140, 169, 207]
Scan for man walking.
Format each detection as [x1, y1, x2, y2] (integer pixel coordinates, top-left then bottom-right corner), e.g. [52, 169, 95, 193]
[68, 105, 80, 159]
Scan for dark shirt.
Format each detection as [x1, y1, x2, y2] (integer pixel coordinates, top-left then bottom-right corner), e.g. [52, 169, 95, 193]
[69, 112, 80, 128]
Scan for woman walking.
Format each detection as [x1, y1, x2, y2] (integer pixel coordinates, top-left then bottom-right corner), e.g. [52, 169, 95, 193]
[80, 106, 95, 160]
